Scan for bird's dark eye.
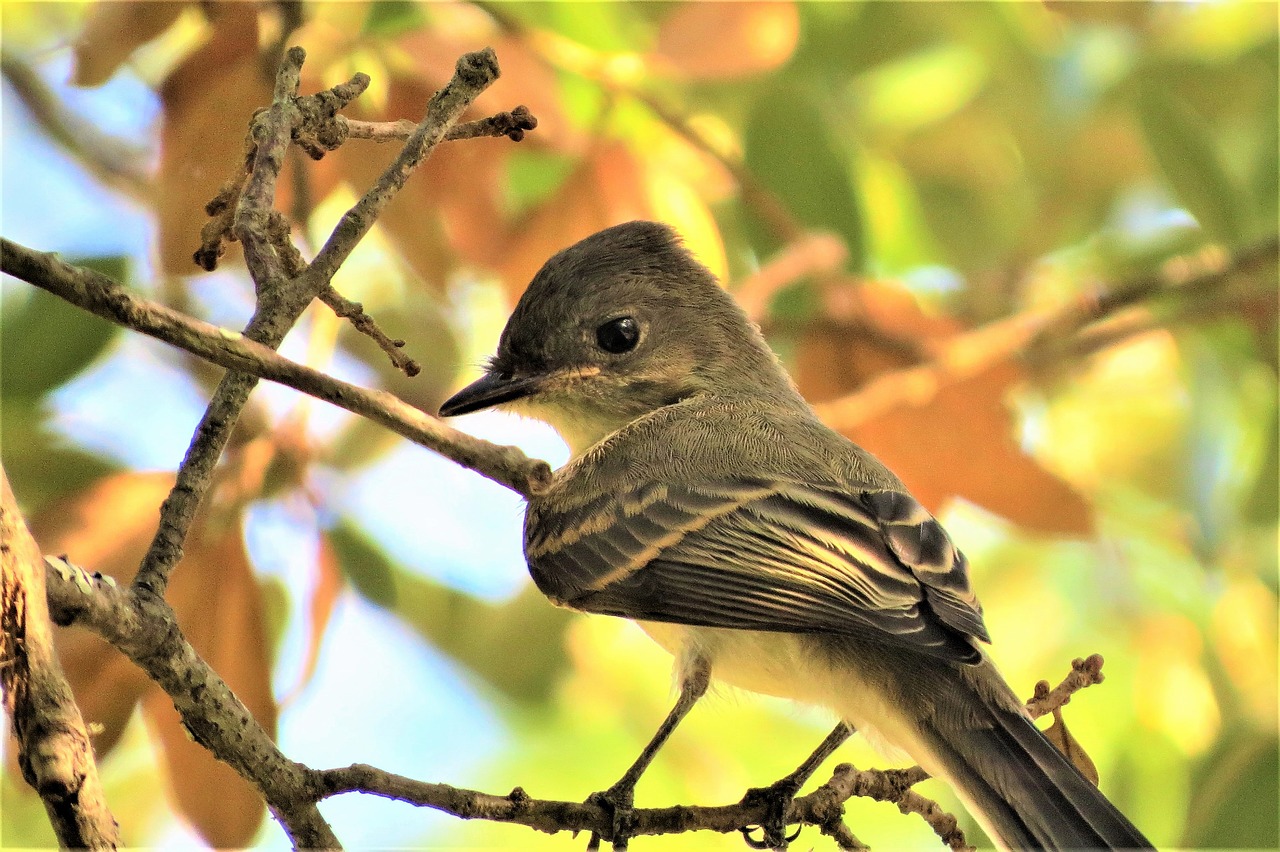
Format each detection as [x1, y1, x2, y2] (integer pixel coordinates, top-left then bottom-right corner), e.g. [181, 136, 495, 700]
[596, 316, 640, 354]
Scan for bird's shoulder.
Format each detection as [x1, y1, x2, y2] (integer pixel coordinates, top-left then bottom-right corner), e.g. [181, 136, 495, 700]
[536, 394, 903, 509]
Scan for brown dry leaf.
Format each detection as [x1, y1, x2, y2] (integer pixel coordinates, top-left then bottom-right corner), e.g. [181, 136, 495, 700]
[143, 515, 274, 848]
[31, 471, 276, 846]
[498, 142, 654, 302]
[1042, 711, 1101, 785]
[157, 4, 270, 275]
[73, 1, 190, 86]
[655, 2, 800, 80]
[798, 281, 1092, 534]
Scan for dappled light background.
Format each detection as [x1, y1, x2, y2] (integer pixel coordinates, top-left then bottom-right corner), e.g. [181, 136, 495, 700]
[1, 1, 1276, 849]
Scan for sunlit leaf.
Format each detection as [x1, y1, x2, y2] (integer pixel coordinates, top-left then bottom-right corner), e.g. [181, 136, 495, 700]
[800, 282, 1092, 533]
[855, 43, 987, 134]
[655, 2, 799, 80]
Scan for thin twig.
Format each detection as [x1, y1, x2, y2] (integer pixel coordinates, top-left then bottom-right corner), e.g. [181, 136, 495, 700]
[304, 48, 502, 290]
[131, 48, 311, 601]
[343, 105, 537, 144]
[1025, 654, 1106, 719]
[319, 285, 421, 377]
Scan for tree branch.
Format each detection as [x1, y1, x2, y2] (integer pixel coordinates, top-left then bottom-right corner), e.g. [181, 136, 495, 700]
[813, 236, 1279, 431]
[0, 237, 551, 499]
[342, 104, 537, 144]
[39, 557, 338, 848]
[303, 48, 502, 289]
[1, 470, 119, 849]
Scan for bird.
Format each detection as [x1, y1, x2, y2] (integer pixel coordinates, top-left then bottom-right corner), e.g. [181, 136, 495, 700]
[439, 220, 1153, 851]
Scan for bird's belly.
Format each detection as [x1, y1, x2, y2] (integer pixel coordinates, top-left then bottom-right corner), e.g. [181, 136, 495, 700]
[636, 620, 916, 762]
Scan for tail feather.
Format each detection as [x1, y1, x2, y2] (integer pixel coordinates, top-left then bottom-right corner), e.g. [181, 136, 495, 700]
[917, 694, 1152, 850]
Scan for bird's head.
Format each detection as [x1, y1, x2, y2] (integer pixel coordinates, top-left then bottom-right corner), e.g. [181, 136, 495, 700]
[439, 221, 795, 455]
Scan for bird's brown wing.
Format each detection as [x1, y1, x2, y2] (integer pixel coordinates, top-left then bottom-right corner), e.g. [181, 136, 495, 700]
[524, 478, 988, 663]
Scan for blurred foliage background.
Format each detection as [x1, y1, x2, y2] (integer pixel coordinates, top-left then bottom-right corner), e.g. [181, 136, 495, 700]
[1, 1, 1276, 849]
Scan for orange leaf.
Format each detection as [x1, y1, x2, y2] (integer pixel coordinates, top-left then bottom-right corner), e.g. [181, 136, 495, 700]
[839, 361, 1092, 535]
[655, 2, 800, 80]
[73, 1, 190, 87]
[157, 5, 271, 275]
[798, 282, 1092, 534]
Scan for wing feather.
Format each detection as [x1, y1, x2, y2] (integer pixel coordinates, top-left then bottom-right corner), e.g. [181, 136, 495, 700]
[526, 479, 988, 662]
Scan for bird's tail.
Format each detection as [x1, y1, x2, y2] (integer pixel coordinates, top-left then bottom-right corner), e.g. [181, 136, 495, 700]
[913, 684, 1153, 851]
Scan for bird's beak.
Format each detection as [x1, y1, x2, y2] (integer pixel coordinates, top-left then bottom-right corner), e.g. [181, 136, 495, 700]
[438, 370, 544, 417]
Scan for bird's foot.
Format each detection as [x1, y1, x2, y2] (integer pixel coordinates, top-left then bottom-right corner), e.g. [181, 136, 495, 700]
[585, 783, 637, 851]
[740, 778, 804, 851]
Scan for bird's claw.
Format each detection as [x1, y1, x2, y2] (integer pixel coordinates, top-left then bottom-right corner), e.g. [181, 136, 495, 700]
[739, 780, 804, 850]
[586, 784, 637, 850]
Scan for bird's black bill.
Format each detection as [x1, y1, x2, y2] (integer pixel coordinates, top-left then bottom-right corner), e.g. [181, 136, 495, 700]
[438, 371, 542, 417]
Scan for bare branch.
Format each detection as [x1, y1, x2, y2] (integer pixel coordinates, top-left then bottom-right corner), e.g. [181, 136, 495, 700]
[1025, 653, 1106, 719]
[343, 105, 538, 144]
[1, 470, 119, 849]
[0, 238, 551, 498]
[318, 285, 421, 377]
[40, 559, 339, 848]
[304, 48, 502, 289]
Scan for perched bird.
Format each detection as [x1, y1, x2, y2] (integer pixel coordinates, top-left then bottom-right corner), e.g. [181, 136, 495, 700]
[440, 221, 1152, 851]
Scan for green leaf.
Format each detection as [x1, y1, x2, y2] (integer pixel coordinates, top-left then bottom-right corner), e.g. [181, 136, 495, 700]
[503, 149, 576, 217]
[363, 1, 425, 38]
[1, 260, 123, 399]
[1137, 71, 1246, 243]
[329, 517, 573, 703]
[1183, 728, 1280, 848]
[0, 402, 118, 512]
[743, 85, 867, 271]
[389, 572, 572, 704]
[328, 521, 397, 607]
